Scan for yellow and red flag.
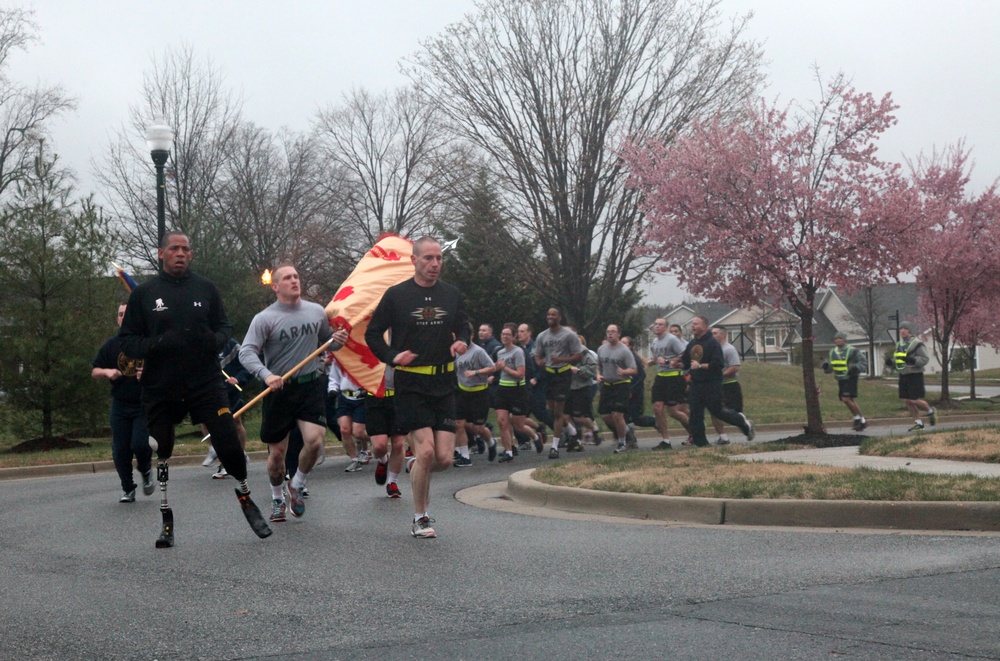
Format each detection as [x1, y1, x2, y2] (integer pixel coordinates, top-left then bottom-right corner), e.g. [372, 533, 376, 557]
[325, 234, 414, 395]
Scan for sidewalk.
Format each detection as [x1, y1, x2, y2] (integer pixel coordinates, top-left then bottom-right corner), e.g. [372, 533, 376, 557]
[733, 445, 1000, 478]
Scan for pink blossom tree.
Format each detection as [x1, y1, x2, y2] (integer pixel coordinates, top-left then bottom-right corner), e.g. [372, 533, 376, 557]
[912, 144, 1000, 403]
[623, 75, 922, 434]
[953, 297, 1000, 400]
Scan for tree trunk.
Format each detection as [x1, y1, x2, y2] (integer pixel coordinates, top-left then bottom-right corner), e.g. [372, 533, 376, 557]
[938, 336, 951, 403]
[799, 311, 825, 434]
[968, 346, 977, 400]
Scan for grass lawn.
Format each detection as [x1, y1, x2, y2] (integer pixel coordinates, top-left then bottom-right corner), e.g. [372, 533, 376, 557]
[532, 447, 1000, 501]
[0, 410, 343, 470]
[860, 424, 1000, 463]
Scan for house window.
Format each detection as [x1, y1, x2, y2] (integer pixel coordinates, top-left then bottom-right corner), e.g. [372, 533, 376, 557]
[764, 330, 776, 348]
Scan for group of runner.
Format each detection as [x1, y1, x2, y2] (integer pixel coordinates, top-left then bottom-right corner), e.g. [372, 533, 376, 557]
[106, 231, 760, 545]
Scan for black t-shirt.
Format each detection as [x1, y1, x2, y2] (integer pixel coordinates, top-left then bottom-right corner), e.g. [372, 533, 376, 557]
[92, 335, 142, 404]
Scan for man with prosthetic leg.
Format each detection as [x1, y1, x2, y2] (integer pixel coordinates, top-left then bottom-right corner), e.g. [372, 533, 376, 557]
[119, 231, 272, 547]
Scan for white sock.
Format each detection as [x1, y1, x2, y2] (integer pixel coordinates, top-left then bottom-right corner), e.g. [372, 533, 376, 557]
[551, 434, 560, 450]
[719, 434, 729, 442]
[592, 423, 599, 431]
[388, 471, 399, 483]
[378, 455, 388, 465]
[489, 438, 496, 447]
[565, 422, 577, 436]
[458, 445, 470, 459]
[291, 469, 307, 490]
[853, 415, 861, 420]
[504, 450, 513, 457]
[271, 484, 284, 500]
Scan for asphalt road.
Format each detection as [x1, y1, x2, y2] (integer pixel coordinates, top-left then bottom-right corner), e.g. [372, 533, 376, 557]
[4, 435, 1000, 661]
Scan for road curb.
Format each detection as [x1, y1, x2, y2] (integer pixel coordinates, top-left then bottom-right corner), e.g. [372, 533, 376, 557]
[506, 469, 1000, 532]
[0, 450, 275, 482]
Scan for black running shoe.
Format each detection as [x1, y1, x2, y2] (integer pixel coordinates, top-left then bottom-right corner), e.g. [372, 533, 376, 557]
[488, 442, 497, 462]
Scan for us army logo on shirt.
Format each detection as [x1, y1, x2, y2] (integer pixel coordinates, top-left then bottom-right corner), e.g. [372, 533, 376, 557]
[411, 306, 447, 323]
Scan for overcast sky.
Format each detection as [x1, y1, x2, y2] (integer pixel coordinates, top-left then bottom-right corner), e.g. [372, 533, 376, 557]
[8, 1, 1000, 305]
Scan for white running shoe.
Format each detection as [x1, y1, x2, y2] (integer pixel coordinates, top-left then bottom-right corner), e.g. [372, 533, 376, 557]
[202, 446, 218, 467]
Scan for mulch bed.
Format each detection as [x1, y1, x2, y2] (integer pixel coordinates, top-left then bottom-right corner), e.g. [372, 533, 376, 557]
[770, 433, 865, 448]
[8, 437, 91, 453]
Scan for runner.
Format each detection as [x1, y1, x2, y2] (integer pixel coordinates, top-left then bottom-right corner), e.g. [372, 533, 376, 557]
[365, 236, 471, 539]
[492, 323, 537, 462]
[597, 324, 638, 455]
[239, 263, 349, 523]
[119, 231, 270, 546]
[533, 308, 583, 456]
[648, 318, 690, 450]
[368, 365, 406, 498]
[454, 324, 498, 467]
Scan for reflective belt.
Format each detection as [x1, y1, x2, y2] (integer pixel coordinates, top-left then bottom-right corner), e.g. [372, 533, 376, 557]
[499, 379, 525, 387]
[365, 389, 394, 398]
[458, 383, 488, 393]
[545, 364, 572, 374]
[603, 379, 630, 386]
[396, 363, 455, 375]
[657, 370, 683, 377]
[342, 389, 366, 398]
[291, 371, 320, 385]
[723, 378, 739, 385]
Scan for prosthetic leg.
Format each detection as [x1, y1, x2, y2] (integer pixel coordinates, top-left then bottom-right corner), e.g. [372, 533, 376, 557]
[154, 461, 174, 548]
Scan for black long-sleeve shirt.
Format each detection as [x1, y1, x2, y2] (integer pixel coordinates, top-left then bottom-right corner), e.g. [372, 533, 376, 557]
[680, 332, 725, 384]
[366, 278, 469, 395]
[119, 269, 232, 396]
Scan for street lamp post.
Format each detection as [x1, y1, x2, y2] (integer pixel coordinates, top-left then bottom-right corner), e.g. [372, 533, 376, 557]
[145, 114, 174, 268]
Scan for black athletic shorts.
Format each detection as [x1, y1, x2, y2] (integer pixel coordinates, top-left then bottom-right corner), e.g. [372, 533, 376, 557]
[259, 379, 326, 444]
[145, 380, 233, 433]
[598, 382, 630, 415]
[566, 387, 594, 419]
[544, 369, 572, 402]
[837, 376, 859, 399]
[898, 373, 925, 400]
[394, 388, 457, 434]
[456, 388, 490, 425]
[721, 381, 743, 413]
[651, 374, 687, 406]
[336, 393, 367, 423]
[497, 385, 528, 416]
[365, 393, 402, 437]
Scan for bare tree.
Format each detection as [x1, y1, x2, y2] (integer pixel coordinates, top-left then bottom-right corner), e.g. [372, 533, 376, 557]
[410, 0, 762, 334]
[843, 286, 889, 377]
[216, 122, 353, 298]
[94, 45, 243, 269]
[313, 86, 469, 254]
[0, 8, 76, 200]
